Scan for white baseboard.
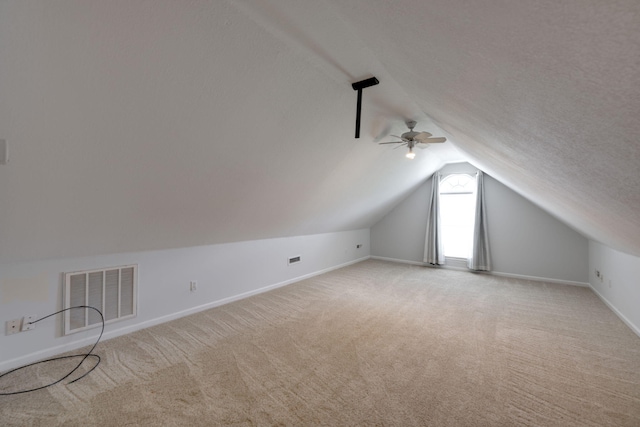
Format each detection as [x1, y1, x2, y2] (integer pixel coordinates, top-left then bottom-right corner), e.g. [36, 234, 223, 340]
[370, 256, 425, 266]
[0, 256, 370, 373]
[488, 271, 589, 287]
[588, 285, 640, 339]
[370, 255, 589, 287]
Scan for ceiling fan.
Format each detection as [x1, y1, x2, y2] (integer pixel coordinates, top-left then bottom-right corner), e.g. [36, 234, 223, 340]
[379, 120, 446, 159]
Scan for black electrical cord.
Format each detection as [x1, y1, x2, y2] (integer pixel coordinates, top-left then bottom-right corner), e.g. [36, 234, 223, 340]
[0, 306, 104, 395]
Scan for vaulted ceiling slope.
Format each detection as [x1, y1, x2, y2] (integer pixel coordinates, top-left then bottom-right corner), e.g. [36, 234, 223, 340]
[327, 0, 640, 257]
[0, 1, 638, 264]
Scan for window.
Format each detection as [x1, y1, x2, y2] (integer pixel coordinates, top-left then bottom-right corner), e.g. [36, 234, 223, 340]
[439, 174, 476, 258]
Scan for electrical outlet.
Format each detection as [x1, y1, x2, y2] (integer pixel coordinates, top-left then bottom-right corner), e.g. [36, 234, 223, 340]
[6, 319, 21, 335]
[21, 315, 37, 332]
[356, 244, 362, 249]
[190, 281, 197, 292]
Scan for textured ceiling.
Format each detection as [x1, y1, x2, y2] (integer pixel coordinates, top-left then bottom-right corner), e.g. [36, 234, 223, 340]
[327, 0, 640, 257]
[0, 0, 638, 263]
[324, 0, 640, 255]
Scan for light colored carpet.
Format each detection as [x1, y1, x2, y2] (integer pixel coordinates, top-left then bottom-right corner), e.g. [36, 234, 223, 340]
[1, 259, 639, 426]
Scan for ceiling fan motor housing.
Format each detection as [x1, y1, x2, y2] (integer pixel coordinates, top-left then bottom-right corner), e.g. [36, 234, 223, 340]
[402, 131, 419, 140]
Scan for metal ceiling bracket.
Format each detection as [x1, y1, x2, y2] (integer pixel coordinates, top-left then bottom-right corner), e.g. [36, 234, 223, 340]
[351, 77, 379, 138]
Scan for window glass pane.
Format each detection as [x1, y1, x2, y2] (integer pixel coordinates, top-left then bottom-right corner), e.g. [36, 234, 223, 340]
[439, 173, 476, 258]
[440, 174, 475, 193]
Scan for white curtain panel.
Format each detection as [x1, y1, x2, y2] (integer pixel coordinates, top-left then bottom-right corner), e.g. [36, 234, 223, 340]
[468, 171, 491, 271]
[424, 172, 445, 265]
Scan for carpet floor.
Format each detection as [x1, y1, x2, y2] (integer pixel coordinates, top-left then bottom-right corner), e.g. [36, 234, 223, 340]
[1, 259, 639, 426]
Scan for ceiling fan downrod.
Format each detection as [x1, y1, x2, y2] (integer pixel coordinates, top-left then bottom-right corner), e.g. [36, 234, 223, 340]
[351, 77, 379, 139]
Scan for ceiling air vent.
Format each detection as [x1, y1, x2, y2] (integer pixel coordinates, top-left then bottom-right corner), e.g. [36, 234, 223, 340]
[63, 265, 137, 335]
[288, 255, 301, 265]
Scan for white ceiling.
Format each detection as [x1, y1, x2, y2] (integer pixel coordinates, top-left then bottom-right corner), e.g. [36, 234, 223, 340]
[0, 0, 639, 263]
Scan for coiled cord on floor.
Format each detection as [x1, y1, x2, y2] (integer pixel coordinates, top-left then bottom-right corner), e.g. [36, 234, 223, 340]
[0, 306, 104, 395]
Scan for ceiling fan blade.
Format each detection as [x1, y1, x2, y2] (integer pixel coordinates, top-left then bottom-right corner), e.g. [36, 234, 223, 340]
[413, 132, 432, 142]
[390, 134, 410, 142]
[393, 143, 408, 150]
[416, 137, 447, 148]
[423, 137, 446, 143]
[378, 141, 403, 145]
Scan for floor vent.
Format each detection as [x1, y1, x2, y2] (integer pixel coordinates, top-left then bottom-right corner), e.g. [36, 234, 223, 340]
[444, 257, 468, 270]
[63, 264, 137, 335]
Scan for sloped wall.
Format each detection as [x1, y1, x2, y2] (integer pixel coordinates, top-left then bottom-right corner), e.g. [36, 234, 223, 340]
[371, 163, 589, 284]
[0, 229, 370, 371]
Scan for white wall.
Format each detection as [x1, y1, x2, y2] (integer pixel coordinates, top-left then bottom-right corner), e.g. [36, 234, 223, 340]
[588, 241, 640, 336]
[0, 229, 370, 371]
[371, 163, 589, 284]
[369, 180, 431, 264]
[484, 174, 588, 283]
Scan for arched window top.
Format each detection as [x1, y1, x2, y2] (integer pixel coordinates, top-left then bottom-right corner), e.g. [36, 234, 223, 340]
[440, 173, 475, 194]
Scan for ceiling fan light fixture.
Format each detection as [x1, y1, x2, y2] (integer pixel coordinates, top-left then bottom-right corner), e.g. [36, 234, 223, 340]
[406, 148, 416, 159]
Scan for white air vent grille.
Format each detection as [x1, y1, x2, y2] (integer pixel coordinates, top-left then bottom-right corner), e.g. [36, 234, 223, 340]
[288, 255, 301, 265]
[64, 265, 137, 335]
